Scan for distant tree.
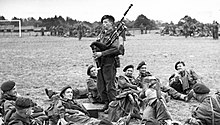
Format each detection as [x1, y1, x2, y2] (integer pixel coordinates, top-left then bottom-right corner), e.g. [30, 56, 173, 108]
[133, 14, 157, 30]
[58, 16, 65, 24]
[66, 17, 77, 26]
[38, 17, 43, 21]
[0, 16, 6, 20]
[134, 14, 150, 28]
[12, 17, 20, 20]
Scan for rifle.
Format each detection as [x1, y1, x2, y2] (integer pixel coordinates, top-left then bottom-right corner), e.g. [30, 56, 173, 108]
[90, 4, 133, 68]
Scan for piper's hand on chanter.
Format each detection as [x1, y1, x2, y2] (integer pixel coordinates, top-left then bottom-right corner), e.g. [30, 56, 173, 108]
[93, 52, 102, 59]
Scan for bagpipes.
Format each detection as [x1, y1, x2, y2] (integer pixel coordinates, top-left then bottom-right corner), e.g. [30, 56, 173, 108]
[90, 4, 133, 68]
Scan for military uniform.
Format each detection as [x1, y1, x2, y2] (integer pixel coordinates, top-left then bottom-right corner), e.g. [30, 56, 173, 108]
[188, 84, 220, 125]
[8, 97, 47, 125]
[118, 75, 138, 91]
[141, 79, 172, 124]
[192, 94, 220, 125]
[96, 28, 120, 104]
[86, 76, 101, 103]
[8, 112, 31, 125]
[51, 98, 102, 125]
[8, 113, 45, 125]
[1, 93, 17, 124]
[169, 69, 199, 94]
[135, 72, 152, 88]
[109, 74, 141, 122]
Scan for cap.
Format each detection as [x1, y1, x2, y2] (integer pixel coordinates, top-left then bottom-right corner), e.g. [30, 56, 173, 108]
[1, 81, 15, 92]
[123, 65, 134, 72]
[60, 85, 72, 98]
[137, 61, 146, 70]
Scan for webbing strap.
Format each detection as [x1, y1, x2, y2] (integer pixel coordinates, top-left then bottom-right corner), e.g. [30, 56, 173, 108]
[213, 94, 220, 109]
[210, 97, 215, 125]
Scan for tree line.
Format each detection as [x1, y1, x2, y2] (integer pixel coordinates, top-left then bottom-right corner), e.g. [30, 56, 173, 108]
[0, 14, 159, 30]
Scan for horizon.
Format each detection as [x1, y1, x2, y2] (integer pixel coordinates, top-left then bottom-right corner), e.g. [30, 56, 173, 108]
[0, 0, 220, 24]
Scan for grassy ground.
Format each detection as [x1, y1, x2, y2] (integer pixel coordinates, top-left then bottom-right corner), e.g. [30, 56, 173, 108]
[0, 34, 219, 123]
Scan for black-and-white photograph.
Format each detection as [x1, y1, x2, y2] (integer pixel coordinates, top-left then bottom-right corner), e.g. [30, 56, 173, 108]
[0, 0, 220, 124]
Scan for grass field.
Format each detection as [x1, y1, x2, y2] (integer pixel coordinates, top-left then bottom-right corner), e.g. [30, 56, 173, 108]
[0, 34, 219, 123]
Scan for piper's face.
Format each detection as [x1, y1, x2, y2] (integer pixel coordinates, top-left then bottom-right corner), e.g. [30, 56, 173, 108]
[125, 68, 134, 77]
[63, 88, 73, 100]
[176, 63, 185, 71]
[139, 65, 147, 74]
[90, 67, 97, 77]
[102, 19, 113, 30]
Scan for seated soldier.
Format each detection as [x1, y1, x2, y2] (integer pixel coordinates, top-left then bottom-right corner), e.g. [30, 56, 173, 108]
[0, 81, 18, 124]
[169, 61, 201, 94]
[118, 64, 141, 93]
[185, 84, 220, 125]
[140, 76, 172, 124]
[134, 61, 189, 102]
[135, 61, 152, 88]
[8, 97, 48, 125]
[0, 81, 47, 124]
[46, 85, 120, 125]
[108, 65, 142, 123]
[86, 65, 102, 103]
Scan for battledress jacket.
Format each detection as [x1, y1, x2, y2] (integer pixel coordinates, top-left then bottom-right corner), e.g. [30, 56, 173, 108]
[97, 29, 121, 66]
[57, 98, 101, 125]
[135, 72, 152, 88]
[86, 76, 99, 100]
[169, 69, 199, 93]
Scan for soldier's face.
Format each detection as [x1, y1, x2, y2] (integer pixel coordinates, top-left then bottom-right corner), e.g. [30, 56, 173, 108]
[25, 107, 32, 116]
[7, 86, 17, 97]
[63, 88, 73, 100]
[125, 68, 133, 77]
[139, 65, 147, 74]
[90, 67, 97, 77]
[102, 19, 113, 30]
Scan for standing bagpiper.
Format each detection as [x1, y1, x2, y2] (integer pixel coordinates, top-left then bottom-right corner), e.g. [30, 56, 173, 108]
[92, 15, 121, 111]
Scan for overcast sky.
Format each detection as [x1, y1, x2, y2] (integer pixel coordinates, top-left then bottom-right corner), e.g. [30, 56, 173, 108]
[0, 0, 219, 24]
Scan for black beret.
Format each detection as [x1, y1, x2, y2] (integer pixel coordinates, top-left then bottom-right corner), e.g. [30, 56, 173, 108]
[174, 61, 185, 70]
[1, 81, 15, 92]
[87, 65, 95, 76]
[15, 97, 32, 110]
[101, 15, 115, 23]
[123, 65, 134, 72]
[193, 83, 210, 94]
[137, 61, 146, 70]
[60, 85, 72, 98]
